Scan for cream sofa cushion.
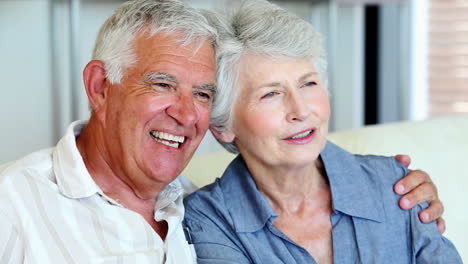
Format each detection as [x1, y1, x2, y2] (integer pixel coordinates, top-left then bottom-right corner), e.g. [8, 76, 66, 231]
[182, 115, 468, 261]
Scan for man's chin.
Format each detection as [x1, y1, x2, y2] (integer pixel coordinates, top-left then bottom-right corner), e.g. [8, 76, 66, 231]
[146, 163, 184, 183]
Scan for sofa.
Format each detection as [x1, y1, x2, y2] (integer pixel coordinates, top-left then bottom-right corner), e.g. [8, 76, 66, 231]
[182, 115, 468, 261]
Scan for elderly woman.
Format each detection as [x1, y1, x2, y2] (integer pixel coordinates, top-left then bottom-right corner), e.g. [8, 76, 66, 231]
[184, 1, 461, 263]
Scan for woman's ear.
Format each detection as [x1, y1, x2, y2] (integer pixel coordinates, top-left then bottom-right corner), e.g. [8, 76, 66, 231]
[210, 125, 235, 143]
[83, 60, 108, 114]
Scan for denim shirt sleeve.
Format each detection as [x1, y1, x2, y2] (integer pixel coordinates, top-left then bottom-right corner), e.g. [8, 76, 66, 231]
[409, 203, 462, 263]
[184, 194, 251, 264]
[391, 161, 463, 263]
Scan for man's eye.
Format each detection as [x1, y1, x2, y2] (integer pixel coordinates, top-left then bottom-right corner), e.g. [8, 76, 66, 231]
[152, 83, 171, 90]
[261, 91, 278, 99]
[194, 91, 212, 102]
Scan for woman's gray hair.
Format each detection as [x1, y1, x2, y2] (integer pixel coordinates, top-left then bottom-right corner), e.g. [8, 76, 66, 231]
[92, 0, 219, 84]
[211, 0, 329, 154]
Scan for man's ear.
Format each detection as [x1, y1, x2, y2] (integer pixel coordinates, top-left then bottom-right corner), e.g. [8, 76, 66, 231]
[83, 60, 108, 114]
[210, 125, 235, 143]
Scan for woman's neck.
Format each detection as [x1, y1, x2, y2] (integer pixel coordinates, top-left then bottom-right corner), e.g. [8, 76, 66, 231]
[243, 154, 334, 263]
[245, 156, 329, 215]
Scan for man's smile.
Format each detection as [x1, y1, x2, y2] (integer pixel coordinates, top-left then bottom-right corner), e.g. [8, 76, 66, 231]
[150, 130, 186, 149]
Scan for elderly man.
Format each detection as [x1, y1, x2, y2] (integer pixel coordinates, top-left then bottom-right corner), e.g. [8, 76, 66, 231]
[0, 0, 444, 263]
[0, 0, 215, 262]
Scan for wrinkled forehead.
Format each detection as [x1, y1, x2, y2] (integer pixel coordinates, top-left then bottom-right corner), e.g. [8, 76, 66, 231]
[238, 54, 320, 88]
[126, 33, 216, 79]
[133, 28, 215, 57]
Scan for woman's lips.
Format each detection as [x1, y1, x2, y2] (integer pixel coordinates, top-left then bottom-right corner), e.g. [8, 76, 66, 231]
[284, 128, 316, 144]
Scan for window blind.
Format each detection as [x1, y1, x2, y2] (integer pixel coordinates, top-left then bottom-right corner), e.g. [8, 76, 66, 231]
[429, 0, 468, 116]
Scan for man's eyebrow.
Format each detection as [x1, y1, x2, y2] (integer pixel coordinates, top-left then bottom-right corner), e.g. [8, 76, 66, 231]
[195, 84, 217, 95]
[144, 72, 177, 83]
[144, 72, 216, 95]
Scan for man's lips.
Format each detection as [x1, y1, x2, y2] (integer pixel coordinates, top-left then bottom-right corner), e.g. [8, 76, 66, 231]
[149, 130, 186, 149]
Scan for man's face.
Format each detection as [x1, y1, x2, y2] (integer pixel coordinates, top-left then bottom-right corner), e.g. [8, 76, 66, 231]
[100, 31, 216, 196]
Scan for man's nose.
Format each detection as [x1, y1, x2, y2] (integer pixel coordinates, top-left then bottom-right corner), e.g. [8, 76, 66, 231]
[166, 92, 199, 126]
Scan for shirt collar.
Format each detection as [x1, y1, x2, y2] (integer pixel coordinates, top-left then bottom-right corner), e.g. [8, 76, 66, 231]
[53, 120, 101, 199]
[154, 177, 186, 237]
[219, 155, 277, 233]
[52, 121, 188, 222]
[321, 141, 385, 223]
[221, 141, 385, 233]
[53, 121, 189, 237]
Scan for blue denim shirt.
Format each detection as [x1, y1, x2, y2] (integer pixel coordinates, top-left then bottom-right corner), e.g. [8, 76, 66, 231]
[183, 141, 462, 263]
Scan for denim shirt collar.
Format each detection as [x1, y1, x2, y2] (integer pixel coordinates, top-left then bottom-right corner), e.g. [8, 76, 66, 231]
[218, 155, 278, 233]
[220, 141, 385, 233]
[321, 141, 385, 223]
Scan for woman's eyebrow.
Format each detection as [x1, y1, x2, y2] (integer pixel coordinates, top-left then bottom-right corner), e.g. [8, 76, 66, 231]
[256, 72, 319, 89]
[298, 72, 318, 82]
[257, 81, 282, 89]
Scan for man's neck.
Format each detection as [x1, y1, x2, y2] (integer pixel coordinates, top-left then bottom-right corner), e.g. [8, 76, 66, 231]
[75, 118, 168, 237]
[75, 118, 136, 199]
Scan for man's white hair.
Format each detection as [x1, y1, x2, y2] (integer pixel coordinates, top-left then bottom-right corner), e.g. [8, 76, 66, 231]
[92, 0, 219, 84]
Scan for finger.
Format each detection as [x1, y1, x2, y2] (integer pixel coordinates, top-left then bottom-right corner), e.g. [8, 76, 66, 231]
[437, 217, 446, 234]
[418, 199, 444, 223]
[399, 182, 437, 210]
[394, 169, 432, 195]
[395, 154, 411, 168]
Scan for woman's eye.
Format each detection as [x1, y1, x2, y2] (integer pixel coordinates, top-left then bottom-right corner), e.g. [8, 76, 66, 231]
[261, 91, 278, 99]
[303, 81, 317, 87]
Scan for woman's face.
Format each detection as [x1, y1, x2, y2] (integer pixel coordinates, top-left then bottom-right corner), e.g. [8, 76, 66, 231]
[226, 55, 330, 169]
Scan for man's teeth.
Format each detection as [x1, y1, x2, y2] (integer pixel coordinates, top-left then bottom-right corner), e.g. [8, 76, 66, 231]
[150, 131, 185, 148]
[150, 131, 185, 143]
[291, 130, 312, 139]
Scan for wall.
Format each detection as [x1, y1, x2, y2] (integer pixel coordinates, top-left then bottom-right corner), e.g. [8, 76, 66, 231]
[0, 0, 55, 162]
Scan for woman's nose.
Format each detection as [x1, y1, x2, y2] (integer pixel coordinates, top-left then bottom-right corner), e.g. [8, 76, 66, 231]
[286, 92, 310, 122]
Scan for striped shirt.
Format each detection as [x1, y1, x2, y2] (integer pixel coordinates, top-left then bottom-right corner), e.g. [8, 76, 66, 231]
[0, 121, 197, 263]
